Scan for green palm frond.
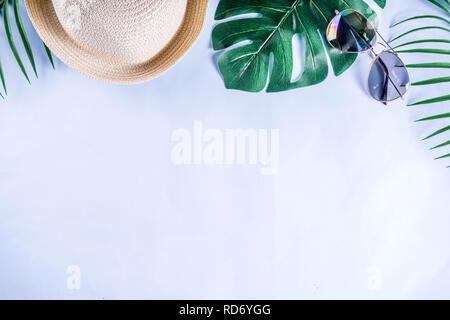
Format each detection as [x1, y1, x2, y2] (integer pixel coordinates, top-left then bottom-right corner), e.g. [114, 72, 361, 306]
[422, 124, 450, 139]
[395, 48, 450, 54]
[411, 76, 450, 85]
[390, 26, 450, 42]
[408, 95, 450, 105]
[416, 113, 450, 121]
[391, 15, 450, 27]
[430, 140, 450, 149]
[43, 43, 55, 69]
[405, 62, 450, 68]
[428, 0, 450, 13]
[393, 39, 450, 49]
[0, 0, 54, 98]
[3, 0, 31, 84]
[13, 0, 36, 77]
[391, 0, 450, 166]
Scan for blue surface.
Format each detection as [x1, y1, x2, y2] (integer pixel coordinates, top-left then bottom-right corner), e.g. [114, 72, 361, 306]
[0, 0, 449, 299]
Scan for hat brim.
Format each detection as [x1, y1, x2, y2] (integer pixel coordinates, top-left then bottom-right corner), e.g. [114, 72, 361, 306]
[25, 0, 208, 84]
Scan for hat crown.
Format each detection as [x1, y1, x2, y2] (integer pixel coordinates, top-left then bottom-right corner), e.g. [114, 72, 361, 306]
[53, 0, 188, 64]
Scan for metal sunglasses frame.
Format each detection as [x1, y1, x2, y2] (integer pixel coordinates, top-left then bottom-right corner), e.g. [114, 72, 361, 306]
[327, 9, 411, 105]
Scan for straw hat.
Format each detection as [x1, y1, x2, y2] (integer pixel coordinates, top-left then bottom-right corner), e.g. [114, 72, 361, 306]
[25, 0, 208, 84]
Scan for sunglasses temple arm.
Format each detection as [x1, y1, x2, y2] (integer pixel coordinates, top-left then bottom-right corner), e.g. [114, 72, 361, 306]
[374, 29, 397, 53]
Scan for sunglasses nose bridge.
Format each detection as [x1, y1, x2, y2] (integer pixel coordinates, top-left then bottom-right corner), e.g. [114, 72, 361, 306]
[371, 42, 388, 56]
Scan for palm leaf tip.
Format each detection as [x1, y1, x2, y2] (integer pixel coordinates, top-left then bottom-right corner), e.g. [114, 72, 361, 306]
[0, 58, 6, 95]
[411, 76, 450, 86]
[43, 43, 55, 69]
[13, 0, 37, 78]
[435, 153, 450, 160]
[389, 26, 450, 43]
[409, 95, 450, 106]
[393, 38, 450, 49]
[391, 15, 450, 27]
[423, 125, 450, 140]
[405, 62, 450, 69]
[396, 48, 450, 55]
[430, 140, 450, 150]
[416, 113, 450, 122]
[3, 0, 30, 84]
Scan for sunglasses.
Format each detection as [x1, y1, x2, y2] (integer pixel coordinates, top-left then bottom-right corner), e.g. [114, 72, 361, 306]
[326, 9, 411, 104]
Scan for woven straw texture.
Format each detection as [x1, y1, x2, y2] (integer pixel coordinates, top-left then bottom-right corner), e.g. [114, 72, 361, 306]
[25, 0, 208, 84]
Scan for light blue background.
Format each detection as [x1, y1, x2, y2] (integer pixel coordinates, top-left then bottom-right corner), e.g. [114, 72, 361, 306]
[0, 0, 449, 299]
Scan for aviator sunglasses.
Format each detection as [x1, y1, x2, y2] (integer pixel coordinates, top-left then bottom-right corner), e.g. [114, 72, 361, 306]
[326, 9, 411, 104]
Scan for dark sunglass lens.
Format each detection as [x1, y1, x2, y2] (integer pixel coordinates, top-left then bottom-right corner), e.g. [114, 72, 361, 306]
[368, 51, 410, 102]
[327, 10, 377, 52]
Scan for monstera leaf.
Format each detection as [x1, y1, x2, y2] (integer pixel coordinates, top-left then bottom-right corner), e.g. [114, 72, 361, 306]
[390, 0, 450, 166]
[212, 0, 386, 92]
